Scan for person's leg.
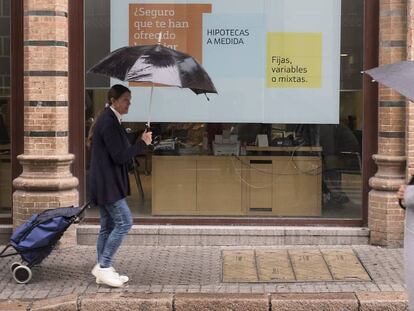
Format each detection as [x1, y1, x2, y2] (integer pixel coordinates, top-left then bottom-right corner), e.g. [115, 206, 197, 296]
[99, 198, 133, 268]
[405, 206, 414, 311]
[96, 205, 115, 263]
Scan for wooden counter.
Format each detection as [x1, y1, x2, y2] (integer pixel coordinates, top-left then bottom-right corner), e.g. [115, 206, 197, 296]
[246, 146, 322, 152]
[152, 155, 321, 216]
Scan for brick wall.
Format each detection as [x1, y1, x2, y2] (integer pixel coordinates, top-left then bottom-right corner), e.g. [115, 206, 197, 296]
[12, 0, 78, 247]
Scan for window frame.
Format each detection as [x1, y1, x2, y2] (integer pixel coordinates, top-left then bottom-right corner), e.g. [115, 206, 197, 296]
[68, 0, 378, 226]
[1, 0, 24, 225]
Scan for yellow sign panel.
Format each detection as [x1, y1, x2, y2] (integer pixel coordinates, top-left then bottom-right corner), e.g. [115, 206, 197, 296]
[266, 32, 322, 88]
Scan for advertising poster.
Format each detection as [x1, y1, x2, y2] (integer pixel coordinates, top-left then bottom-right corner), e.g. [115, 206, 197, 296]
[111, 0, 341, 124]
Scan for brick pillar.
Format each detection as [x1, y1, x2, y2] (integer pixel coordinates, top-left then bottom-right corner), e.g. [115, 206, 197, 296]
[368, 0, 407, 247]
[12, 0, 78, 246]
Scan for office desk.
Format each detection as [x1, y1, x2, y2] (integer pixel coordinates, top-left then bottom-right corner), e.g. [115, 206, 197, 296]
[152, 148, 322, 216]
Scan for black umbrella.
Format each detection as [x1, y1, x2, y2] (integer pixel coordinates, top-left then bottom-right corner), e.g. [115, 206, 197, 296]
[89, 44, 217, 95]
[88, 43, 217, 127]
[365, 60, 414, 102]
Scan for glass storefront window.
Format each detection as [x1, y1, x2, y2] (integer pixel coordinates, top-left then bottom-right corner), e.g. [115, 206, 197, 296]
[0, 0, 11, 219]
[84, 0, 363, 220]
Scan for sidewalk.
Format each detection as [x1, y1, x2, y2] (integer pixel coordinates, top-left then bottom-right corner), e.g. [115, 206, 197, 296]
[0, 244, 408, 310]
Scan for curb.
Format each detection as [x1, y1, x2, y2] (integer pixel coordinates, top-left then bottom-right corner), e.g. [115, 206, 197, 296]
[76, 225, 370, 246]
[271, 293, 358, 311]
[0, 292, 408, 311]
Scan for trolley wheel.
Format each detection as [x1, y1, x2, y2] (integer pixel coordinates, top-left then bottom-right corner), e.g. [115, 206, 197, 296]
[13, 265, 32, 284]
[10, 262, 20, 273]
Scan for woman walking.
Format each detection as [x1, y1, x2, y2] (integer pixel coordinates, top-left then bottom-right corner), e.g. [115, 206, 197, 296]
[89, 84, 152, 287]
[398, 182, 414, 311]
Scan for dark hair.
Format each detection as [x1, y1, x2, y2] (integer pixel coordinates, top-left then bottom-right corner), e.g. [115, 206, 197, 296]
[107, 84, 131, 105]
[86, 84, 131, 149]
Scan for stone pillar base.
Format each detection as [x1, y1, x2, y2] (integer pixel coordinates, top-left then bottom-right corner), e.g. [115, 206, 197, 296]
[13, 154, 79, 247]
[369, 190, 405, 247]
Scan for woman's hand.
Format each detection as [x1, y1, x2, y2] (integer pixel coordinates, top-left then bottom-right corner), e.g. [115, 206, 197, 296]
[398, 185, 407, 200]
[141, 131, 153, 145]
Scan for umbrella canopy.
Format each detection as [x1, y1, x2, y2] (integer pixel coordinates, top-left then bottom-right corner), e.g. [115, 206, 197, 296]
[88, 44, 217, 95]
[365, 60, 414, 101]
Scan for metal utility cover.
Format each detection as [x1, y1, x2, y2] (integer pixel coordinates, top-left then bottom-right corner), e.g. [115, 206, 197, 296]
[222, 249, 371, 283]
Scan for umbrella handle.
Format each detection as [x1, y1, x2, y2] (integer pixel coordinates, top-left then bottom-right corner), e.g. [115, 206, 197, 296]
[143, 126, 160, 146]
[146, 83, 154, 129]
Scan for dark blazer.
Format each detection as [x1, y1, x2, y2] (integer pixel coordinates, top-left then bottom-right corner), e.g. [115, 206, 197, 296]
[89, 107, 146, 205]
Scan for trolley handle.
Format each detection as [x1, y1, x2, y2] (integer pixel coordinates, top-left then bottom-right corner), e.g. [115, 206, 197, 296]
[79, 201, 91, 214]
[74, 201, 91, 224]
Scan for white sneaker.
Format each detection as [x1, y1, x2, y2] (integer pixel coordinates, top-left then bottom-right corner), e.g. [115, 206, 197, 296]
[93, 266, 124, 288]
[91, 263, 100, 278]
[92, 263, 129, 284]
[109, 267, 129, 283]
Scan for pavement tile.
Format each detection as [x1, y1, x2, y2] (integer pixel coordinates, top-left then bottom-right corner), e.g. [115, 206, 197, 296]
[0, 290, 13, 300]
[149, 284, 163, 293]
[275, 285, 290, 293]
[34, 290, 50, 299]
[186, 285, 201, 293]
[264, 284, 277, 293]
[251, 284, 265, 293]
[286, 284, 303, 293]
[300, 284, 317, 293]
[364, 283, 380, 292]
[73, 285, 88, 294]
[0, 244, 408, 306]
[215, 284, 228, 293]
[60, 287, 75, 296]
[339, 284, 355, 292]
[325, 284, 341, 292]
[136, 285, 151, 292]
[378, 284, 394, 291]
[84, 285, 98, 294]
[161, 285, 176, 293]
[9, 291, 26, 300]
[97, 286, 111, 293]
[200, 285, 218, 293]
[23, 291, 38, 300]
[238, 284, 253, 293]
[222, 284, 239, 293]
[174, 285, 189, 293]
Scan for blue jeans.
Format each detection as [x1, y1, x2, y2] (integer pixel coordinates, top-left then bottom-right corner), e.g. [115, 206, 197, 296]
[96, 198, 133, 268]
